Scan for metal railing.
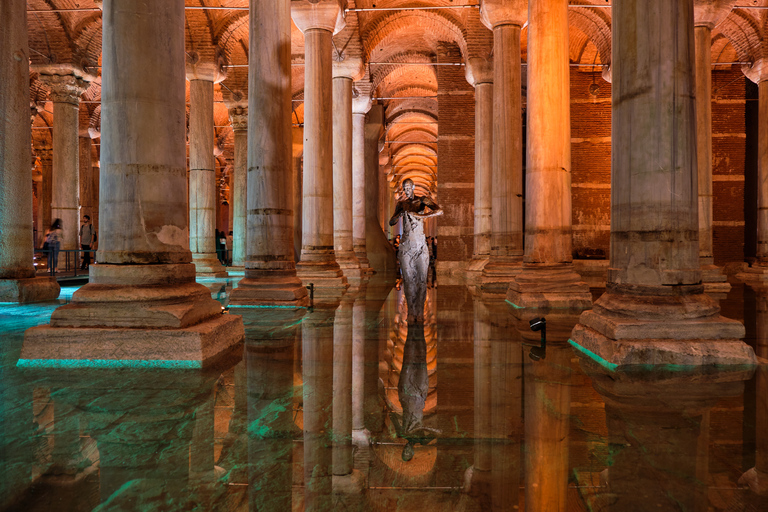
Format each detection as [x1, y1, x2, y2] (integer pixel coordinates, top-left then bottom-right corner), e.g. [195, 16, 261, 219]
[34, 248, 97, 278]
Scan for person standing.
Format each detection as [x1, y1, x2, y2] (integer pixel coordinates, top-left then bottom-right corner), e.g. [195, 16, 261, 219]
[46, 218, 63, 274]
[79, 215, 95, 270]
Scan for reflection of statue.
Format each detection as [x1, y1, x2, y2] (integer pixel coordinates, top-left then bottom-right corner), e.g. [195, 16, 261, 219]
[388, 322, 440, 461]
[389, 179, 443, 322]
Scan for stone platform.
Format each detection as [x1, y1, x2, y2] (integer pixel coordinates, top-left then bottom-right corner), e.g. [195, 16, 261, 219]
[0, 277, 60, 303]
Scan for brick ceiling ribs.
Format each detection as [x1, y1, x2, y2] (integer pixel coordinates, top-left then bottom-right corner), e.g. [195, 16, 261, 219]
[25, 0, 767, 199]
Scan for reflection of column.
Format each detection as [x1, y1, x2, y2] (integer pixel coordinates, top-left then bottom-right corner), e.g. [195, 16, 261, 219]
[247, 342, 295, 510]
[524, 344, 571, 510]
[302, 305, 336, 511]
[22, 0, 243, 366]
[40, 71, 88, 269]
[332, 59, 364, 282]
[352, 96, 374, 274]
[293, 1, 349, 294]
[51, 400, 88, 474]
[480, 1, 527, 291]
[333, 296, 354, 476]
[187, 71, 227, 277]
[466, 57, 493, 277]
[694, 2, 733, 292]
[352, 289, 367, 441]
[228, 104, 247, 269]
[228, 0, 307, 306]
[190, 388, 215, 481]
[571, 0, 754, 368]
[508, 0, 591, 309]
[0, 0, 59, 302]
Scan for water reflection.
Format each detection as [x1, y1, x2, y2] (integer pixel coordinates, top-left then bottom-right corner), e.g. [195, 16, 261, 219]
[1, 282, 767, 510]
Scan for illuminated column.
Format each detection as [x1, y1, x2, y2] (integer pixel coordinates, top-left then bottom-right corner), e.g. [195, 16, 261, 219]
[466, 57, 493, 277]
[227, 103, 247, 269]
[229, 0, 308, 306]
[39, 70, 89, 270]
[694, 1, 734, 292]
[480, 0, 527, 291]
[293, 0, 349, 294]
[352, 95, 374, 274]
[0, 0, 59, 302]
[22, 0, 243, 365]
[187, 55, 228, 277]
[571, 0, 754, 367]
[332, 58, 364, 282]
[507, 0, 592, 309]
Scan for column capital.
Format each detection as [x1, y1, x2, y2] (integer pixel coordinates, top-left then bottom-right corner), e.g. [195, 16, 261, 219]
[38, 72, 89, 105]
[352, 92, 372, 115]
[228, 105, 248, 131]
[479, 0, 527, 30]
[185, 48, 228, 83]
[466, 56, 493, 87]
[333, 57, 365, 80]
[291, 0, 346, 34]
[694, 0, 736, 30]
[743, 57, 768, 85]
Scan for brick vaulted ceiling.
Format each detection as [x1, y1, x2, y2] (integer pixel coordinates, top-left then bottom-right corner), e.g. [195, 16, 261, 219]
[24, 0, 766, 199]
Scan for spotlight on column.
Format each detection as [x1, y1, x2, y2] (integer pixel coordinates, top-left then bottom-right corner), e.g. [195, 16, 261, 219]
[528, 317, 546, 361]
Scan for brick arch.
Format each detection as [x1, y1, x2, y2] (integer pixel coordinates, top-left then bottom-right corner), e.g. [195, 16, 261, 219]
[72, 14, 102, 69]
[717, 9, 764, 62]
[375, 65, 438, 98]
[28, 0, 82, 66]
[568, 3, 612, 66]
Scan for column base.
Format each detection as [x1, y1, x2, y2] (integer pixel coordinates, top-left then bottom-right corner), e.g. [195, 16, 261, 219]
[19, 263, 244, 367]
[507, 265, 592, 309]
[229, 270, 309, 307]
[464, 256, 489, 280]
[736, 264, 768, 284]
[192, 253, 228, 277]
[701, 264, 731, 293]
[332, 469, 365, 494]
[480, 257, 523, 292]
[336, 250, 364, 282]
[739, 468, 768, 496]
[0, 276, 60, 303]
[296, 261, 349, 293]
[354, 246, 375, 275]
[570, 290, 755, 368]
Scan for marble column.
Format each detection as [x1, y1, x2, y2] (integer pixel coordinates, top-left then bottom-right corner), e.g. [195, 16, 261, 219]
[507, 0, 592, 309]
[332, 296, 354, 477]
[332, 58, 365, 282]
[351, 290, 368, 446]
[293, 1, 349, 295]
[39, 148, 53, 244]
[22, 0, 243, 366]
[694, 1, 733, 292]
[227, 104, 247, 270]
[0, 0, 59, 302]
[571, 0, 755, 368]
[187, 59, 228, 277]
[229, 0, 308, 306]
[465, 57, 494, 278]
[480, 1, 527, 292]
[352, 96, 374, 274]
[39, 70, 89, 271]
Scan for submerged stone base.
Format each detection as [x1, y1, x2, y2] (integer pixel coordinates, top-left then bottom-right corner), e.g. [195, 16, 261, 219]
[192, 253, 228, 277]
[230, 270, 309, 307]
[507, 266, 592, 309]
[0, 277, 60, 303]
[571, 289, 756, 368]
[21, 313, 243, 367]
[464, 257, 489, 280]
[297, 261, 349, 294]
[701, 264, 730, 293]
[480, 259, 522, 292]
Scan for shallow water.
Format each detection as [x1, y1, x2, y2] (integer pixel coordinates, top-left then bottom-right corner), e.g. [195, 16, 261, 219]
[0, 277, 766, 511]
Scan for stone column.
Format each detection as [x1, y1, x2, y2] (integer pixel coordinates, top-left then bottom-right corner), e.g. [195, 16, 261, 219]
[332, 58, 364, 282]
[293, 1, 349, 295]
[0, 0, 59, 302]
[571, 0, 754, 368]
[507, 0, 592, 309]
[39, 148, 53, 242]
[229, 0, 308, 306]
[22, 0, 243, 366]
[39, 71, 89, 270]
[465, 58, 494, 278]
[352, 96, 374, 274]
[694, 1, 734, 292]
[332, 296, 353, 477]
[187, 57, 228, 277]
[479, 1, 527, 292]
[227, 103, 247, 270]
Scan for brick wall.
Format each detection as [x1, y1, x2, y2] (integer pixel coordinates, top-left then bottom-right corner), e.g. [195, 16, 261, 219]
[436, 42, 475, 274]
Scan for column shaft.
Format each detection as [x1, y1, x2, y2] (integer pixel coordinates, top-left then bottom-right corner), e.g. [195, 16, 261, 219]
[233, 126, 247, 268]
[352, 112, 372, 272]
[472, 82, 493, 265]
[51, 100, 81, 264]
[332, 298, 353, 476]
[189, 79, 226, 276]
[332, 76, 361, 280]
[758, 81, 768, 264]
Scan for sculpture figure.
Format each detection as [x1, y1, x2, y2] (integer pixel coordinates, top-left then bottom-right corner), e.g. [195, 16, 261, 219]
[389, 179, 443, 322]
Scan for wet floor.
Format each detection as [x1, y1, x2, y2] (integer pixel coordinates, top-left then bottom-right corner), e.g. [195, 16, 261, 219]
[0, 277, 766, 511]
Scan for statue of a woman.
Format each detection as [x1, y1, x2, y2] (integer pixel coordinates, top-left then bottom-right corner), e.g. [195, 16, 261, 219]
[389, 179, 442, 322]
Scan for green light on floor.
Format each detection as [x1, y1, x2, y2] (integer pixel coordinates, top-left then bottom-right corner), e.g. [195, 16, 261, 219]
[16, 359, 202, 369]
[568, 339, 619, 372]
[505, 300, 524, 309]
